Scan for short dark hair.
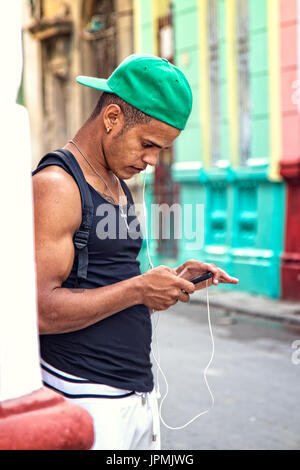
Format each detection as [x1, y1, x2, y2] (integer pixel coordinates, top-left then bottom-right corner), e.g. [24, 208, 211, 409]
[90, 92, 152, 133]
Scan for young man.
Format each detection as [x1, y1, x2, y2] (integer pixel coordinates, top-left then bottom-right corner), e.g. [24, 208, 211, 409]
[32, 54, 238, 450]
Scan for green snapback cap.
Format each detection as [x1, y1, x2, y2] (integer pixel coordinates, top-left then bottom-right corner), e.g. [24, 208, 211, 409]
[76, 53, 193, 130]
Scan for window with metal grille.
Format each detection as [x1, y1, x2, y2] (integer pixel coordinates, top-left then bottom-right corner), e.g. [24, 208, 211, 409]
[208, 0, 220, 166]
[237, 0, 251, 165]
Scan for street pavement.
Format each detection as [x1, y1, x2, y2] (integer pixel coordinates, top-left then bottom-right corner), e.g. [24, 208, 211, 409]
[150, 288, 300, 450]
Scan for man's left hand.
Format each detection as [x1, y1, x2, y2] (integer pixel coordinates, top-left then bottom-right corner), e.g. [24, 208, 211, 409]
[175, 259, 239, 291]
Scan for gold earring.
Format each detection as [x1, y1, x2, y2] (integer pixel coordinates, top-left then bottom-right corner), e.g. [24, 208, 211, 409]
[106, 127, 111, 133]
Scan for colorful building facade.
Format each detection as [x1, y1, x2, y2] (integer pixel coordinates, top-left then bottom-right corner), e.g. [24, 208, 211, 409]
[135, 0, 300, 301]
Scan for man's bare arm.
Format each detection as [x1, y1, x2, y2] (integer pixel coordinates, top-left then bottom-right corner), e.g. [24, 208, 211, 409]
[32, 167, 195, 334]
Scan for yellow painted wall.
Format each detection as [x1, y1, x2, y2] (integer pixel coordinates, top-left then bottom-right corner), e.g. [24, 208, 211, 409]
[267, 0, 282, 181]
[225, 0, 239, 167]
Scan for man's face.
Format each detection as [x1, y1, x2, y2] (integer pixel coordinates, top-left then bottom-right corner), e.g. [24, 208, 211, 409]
[104, 118, 181, 179]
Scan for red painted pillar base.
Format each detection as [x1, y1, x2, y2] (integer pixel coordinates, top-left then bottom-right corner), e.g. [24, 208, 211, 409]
[281, 255, 300, 300]
[0, 386, 94, 450]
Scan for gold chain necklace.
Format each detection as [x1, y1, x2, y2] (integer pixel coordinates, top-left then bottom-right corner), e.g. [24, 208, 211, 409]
[68, 140, 129, 229]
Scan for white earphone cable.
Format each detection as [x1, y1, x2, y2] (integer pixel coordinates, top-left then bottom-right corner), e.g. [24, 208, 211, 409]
[142, 171, 161, 395]
[151, 281, 215, 430]
[142, 170, 215, 429]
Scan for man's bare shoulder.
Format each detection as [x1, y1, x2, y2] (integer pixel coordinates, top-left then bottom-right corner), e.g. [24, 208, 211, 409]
[32, 165, 82, 233]
[32, 164, 77, 189]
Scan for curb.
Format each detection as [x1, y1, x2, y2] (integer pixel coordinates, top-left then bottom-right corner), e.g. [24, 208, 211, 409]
[189, 288, 300, 326]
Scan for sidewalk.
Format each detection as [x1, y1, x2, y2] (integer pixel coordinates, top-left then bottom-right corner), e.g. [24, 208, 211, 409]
[190, 287, 300, 325]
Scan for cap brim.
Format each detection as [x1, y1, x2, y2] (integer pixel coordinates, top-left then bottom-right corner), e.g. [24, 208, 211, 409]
[76, 75, 113, 92]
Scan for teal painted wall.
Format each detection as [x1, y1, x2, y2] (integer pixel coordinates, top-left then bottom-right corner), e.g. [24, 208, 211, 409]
[173, 0, 202, 164]
[139, 1, 154, 54]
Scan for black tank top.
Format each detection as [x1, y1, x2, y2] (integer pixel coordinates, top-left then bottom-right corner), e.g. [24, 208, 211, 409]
[33, 155, 153, 393]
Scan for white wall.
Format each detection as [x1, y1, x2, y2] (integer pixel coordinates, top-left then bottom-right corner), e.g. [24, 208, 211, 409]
[0, 0, 42, 401]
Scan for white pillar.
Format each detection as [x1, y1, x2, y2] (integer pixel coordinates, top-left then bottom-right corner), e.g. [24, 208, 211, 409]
[0, 0, 42, 401]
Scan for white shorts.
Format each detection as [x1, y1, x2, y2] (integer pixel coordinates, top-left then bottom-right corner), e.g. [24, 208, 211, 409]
[41, 359, 161, 450]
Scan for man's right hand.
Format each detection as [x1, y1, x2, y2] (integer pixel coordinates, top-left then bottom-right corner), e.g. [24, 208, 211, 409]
[138, 265, 195, 312]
